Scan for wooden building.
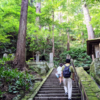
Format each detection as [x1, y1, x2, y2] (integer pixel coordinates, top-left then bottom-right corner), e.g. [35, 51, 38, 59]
[87, 38, 100, 58]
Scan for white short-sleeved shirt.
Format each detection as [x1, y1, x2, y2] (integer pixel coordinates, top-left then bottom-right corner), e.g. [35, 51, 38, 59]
[57, 66, 62, 74]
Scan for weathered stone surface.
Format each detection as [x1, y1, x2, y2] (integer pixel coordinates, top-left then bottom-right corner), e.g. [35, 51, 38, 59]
[49, 53, 53, 63]
[76, 67, 100, 100]
[66, 54, 71, 59]
[27, 62, 50, 75]
[90, 58, 100, 84]
[48, 63, 54, 68]
[40, 67, 46, 75]
[3, 53, 8, 58]
[36, 51, 40, 62]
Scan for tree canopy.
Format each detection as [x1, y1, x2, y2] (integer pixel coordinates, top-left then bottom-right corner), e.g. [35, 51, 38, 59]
[0, 0, 100, 58]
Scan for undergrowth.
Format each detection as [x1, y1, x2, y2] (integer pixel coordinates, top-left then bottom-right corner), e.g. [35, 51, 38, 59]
[0, 64, 34, 99]
[54, 47, 92, 67]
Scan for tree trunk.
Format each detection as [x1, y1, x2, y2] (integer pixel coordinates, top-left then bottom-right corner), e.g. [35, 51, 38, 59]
[81, 32, 84, 47]
[36, 2, 41, 29]
[59, 11, 62, 36]
[82, 4, 95, 39]
[66, 7, 70, 51]
[33, 52, 35, 61]
[66, 0, 70, 51]
[67, 29, 70, 51]
[13, 0, 28, 70]
[52, 11, 55, 57]
[82, 3, 95, 61]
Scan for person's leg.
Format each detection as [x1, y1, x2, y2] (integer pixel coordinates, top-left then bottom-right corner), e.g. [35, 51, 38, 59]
[58, 77, 60, 83]
[67, 78, 72, 99]
[63, 78, 68, 93]
[61, 77, 63, 82]
[58, 74, 62, 84]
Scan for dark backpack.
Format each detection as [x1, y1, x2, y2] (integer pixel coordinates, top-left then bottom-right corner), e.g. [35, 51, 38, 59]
[63, 65, 71, 78]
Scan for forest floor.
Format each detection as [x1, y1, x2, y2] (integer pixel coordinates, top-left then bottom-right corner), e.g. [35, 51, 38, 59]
[0, 64, 42, 100]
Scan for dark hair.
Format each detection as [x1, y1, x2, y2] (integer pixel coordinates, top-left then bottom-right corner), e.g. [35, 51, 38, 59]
[66, 59, 70, 63]
[60, 63, 63, 67]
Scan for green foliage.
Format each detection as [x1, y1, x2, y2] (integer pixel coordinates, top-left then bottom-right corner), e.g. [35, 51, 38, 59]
[0, 90, 4, 97]
[0, 65, 34, 95]
[59, 47, 92, 67]
[0, 0, 100, 99]
[0, 0, 100, 56]
[0, 54, 15, 65]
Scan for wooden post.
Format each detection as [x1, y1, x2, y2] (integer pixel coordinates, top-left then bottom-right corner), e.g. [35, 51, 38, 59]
[99, 43, 100, 58]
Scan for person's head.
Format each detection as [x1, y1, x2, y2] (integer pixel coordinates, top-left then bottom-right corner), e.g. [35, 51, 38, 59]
[66, 59, 70, 63]
[59, 63, 63, 67]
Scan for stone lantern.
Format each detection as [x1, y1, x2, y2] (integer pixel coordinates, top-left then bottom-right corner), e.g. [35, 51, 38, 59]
[36, 51, 40, 62]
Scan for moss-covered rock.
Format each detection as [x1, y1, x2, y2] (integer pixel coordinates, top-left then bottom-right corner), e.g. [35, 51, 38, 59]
[90, 59, 100, 85]
[28, 62, 50, 75]
[76, 67, 100, 100]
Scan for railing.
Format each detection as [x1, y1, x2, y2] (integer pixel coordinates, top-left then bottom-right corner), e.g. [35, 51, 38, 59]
[72, 61, 88, 100]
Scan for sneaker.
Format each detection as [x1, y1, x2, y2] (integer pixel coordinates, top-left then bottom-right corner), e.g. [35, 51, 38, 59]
[65, 92, 68, 96]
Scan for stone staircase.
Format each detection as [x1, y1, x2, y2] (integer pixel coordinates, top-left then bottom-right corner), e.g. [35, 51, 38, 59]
[33, 69, 81, 100]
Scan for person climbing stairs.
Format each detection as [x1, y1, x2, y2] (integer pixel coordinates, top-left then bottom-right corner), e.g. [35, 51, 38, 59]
[33, 69, 81, 100]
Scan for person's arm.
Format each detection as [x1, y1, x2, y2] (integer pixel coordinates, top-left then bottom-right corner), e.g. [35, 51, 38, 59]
[61, 66, 64, 79]
[61, 71, 63, 77]
[61, 71, 63, 81]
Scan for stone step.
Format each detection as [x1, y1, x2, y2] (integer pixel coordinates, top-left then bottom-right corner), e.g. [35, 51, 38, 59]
[33, 69, 81, 100]
[44, 83, 77, 85]
[43, 82, 77, 84]
[38, 90, 80, 93]
[45, 81, 76, 82]
[41, 86, 79, 88]
[45, 80, 76, 82]
[34, 97, 81, 100]
[42, 84, 77, 87]
[40, 87, 79, 89]
[37, 93, 81, 97]
[46, 79, 75, 81]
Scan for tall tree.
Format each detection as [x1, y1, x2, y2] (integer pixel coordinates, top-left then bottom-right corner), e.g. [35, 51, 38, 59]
[32, 0, 41, 61]
[67, 29, 70, 51]
[36, 0, 41, 29]
[13, 0, 28, 70]
[82, 3, 94, 39]
[59, 10, 62, 36]
[67, 0, 70, 51]
[81, 32, 84, 47]
[52, 10, 55, 57]
[82, 3, 95, 60]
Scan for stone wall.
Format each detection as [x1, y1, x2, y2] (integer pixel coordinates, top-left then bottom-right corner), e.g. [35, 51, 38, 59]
[90, 58, 100, 84]
[76, 67, 100, 100]
[27, 62, 50, 75]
